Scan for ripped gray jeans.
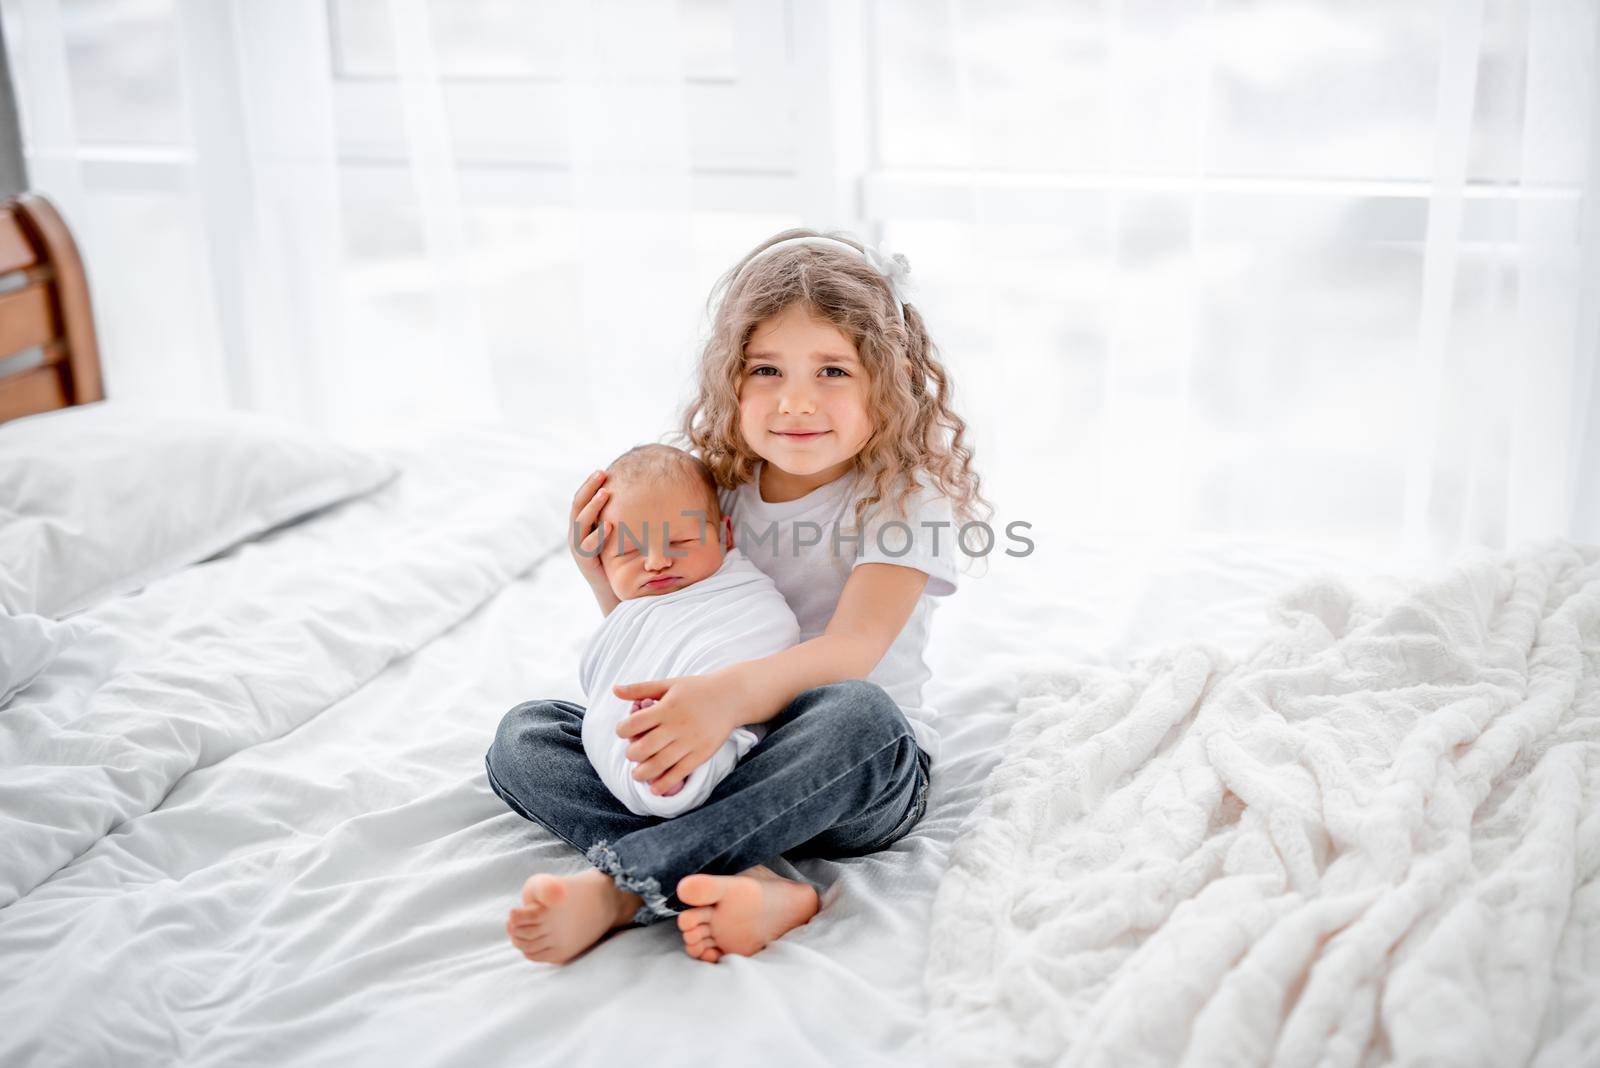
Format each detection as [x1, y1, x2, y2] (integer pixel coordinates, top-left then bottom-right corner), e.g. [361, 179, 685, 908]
[484, 678, 932, 926]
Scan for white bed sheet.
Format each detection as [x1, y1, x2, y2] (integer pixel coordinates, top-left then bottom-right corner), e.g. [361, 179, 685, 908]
[0, 422, 1434, 1067]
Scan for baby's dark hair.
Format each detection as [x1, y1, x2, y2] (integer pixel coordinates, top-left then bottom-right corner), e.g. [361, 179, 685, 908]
[605, 443, 721, 521]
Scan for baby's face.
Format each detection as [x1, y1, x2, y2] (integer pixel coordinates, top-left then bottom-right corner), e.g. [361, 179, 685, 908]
[598, 480, 732, 601]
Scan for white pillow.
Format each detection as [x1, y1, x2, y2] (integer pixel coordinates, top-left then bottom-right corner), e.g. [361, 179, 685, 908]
[0, 611, 88, 706]
[0, 401, 398, 618]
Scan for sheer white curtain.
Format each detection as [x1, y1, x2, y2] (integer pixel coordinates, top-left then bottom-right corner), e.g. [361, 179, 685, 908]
[3, 0, 1596, 562]
[882, 0, 1599, 561]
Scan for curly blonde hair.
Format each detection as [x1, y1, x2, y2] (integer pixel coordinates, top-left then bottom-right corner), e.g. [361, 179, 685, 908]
[673, 227, 989, 531]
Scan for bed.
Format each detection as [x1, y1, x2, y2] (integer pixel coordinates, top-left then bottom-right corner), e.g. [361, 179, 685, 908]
[2, 193, 1595, 1067]
[0, 193, 102, 423]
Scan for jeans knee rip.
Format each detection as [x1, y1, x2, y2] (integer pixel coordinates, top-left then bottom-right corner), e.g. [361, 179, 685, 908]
[585, 839, 675, 925]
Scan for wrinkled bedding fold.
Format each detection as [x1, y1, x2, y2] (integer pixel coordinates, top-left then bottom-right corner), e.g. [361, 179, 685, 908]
[926, 539, 1600, 1068]
[0, 437, 567, 908]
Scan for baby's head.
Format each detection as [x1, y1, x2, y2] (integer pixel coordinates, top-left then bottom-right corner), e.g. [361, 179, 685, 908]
[598, 444, 733, 601]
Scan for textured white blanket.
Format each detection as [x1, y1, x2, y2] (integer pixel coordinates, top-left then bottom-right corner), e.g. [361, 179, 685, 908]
[579, 547, 800, 817]
[926, 540, 1600, 1067]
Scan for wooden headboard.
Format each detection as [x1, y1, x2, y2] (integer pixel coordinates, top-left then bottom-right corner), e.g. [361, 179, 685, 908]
[0, 193, 104, 424]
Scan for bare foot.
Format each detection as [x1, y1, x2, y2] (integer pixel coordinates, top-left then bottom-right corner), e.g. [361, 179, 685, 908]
[674, 864, 819, 963]
[505, 870, 642, 964]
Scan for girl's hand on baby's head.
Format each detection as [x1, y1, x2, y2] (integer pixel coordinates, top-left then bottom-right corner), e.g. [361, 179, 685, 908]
[568, 469, 612, 591]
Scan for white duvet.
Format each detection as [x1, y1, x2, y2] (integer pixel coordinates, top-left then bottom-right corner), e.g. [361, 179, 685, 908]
[0, 424, 952, 1067]
[926, 539, 1600, 1067]
[0, 483, 559, 909]
[4, 415, 1592, 1067]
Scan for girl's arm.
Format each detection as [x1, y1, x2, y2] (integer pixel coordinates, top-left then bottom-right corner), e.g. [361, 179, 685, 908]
[591, 584, 622, 618]
[611, 562, 929, 796]
[724, 562, 930, 724]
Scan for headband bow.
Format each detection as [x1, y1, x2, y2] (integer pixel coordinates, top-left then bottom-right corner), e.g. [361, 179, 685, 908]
[742, 235, 912, 325]
[860, 240, 912, 319]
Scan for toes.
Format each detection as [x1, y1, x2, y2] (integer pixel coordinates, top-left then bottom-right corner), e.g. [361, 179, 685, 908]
[677, 874, 725, 907]
[524, 873, 567, 908]
[686, 940, 720, 963]
[513, 934, 551, 955]
[677, 908, 719, 962]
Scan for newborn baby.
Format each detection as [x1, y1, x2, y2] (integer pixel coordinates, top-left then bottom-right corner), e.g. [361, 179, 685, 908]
[579, 444, 800, 818]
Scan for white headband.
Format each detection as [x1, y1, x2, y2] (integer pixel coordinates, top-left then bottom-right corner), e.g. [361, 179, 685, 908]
[740, 235, 911, 325]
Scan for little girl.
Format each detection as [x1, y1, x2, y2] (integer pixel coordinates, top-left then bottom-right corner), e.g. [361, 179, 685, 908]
[485, 227, 987, 965]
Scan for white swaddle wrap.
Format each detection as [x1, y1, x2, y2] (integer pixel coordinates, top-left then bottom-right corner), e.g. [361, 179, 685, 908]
[580, 547, 800, 818]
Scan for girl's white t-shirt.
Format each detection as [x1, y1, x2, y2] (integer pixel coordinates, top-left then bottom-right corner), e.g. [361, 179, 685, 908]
[717, 461, 960, 764]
